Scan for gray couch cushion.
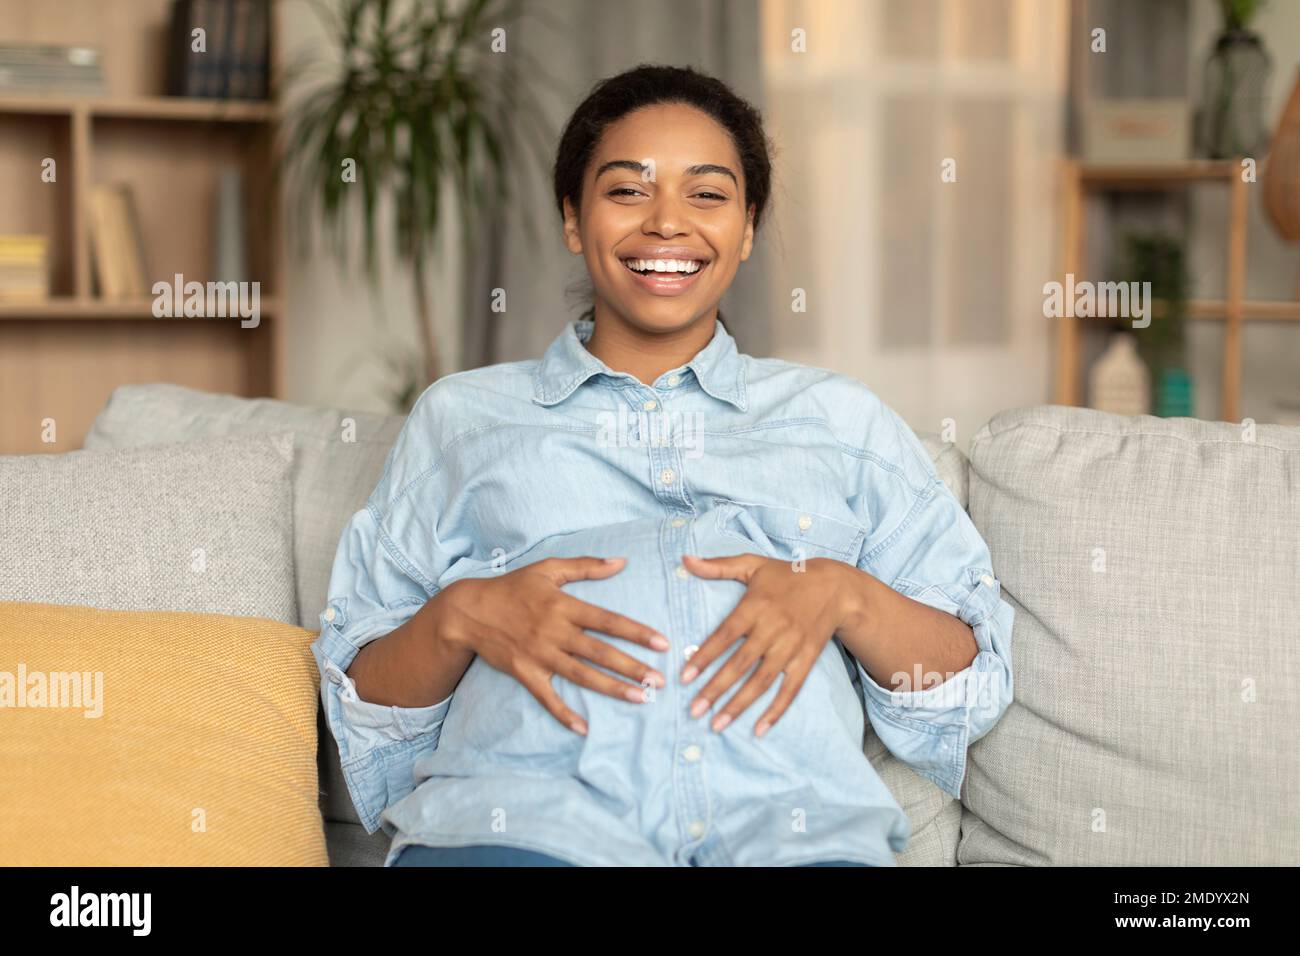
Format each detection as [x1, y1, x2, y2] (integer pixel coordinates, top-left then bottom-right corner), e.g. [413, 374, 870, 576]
[917, 434, 969, 510]
[960, 406, 1300, 865]
[0, 433, 296, 622]
[85, 383, 405, 631]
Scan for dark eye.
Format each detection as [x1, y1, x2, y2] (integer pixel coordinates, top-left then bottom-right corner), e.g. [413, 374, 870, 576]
[695, 192, 727, 201]
[608, 187, 644, 198]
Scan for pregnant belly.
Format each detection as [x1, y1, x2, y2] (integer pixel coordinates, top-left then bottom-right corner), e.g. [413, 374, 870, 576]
[423, 508, 868, 808]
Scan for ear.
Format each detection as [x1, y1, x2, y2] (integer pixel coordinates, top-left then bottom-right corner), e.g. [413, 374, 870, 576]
[739, 204, 756, 262]
[562, 196, 583, 255]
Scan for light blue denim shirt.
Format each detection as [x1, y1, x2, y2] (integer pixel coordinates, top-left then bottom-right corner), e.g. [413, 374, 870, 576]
[311, 318, 1014, 867]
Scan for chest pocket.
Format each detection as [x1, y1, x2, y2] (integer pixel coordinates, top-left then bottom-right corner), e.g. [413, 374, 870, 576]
[711, 497, 866, 563]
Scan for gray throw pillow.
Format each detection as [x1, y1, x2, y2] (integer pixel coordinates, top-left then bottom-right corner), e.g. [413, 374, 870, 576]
[0, 433, 297, 623]
[84, 383, 404, 631]
[960, 406, 1300, 865]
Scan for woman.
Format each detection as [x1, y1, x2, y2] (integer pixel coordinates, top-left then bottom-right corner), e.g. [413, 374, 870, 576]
[312, 64, 1014, 867]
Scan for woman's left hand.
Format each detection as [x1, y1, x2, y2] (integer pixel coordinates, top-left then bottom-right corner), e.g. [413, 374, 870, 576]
[679, 553, 862, 737]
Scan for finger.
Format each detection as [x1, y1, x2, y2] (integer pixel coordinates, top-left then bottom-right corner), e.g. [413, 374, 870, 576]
[688, 618, 778, 720]
[547, 649, 654, 705]
[680, 599, 757, 683]
[712, 652, 791, 732]
[681, 553, 763, 583]
[516, 663, 589, 735]
[567, 631, 665, 689]
[567, 597, 669, 651]
[532, 555, 628, 586]
[753, 650, 818, 737]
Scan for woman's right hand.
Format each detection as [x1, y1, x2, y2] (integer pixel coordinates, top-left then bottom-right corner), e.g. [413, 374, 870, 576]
[429, 556, 669, 735]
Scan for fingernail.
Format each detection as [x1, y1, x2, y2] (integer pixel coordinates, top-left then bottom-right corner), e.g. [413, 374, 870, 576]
[603, 557, 624, 564]
[644, 671, 665, 688]
[690, 697, 709, 718]
[681, 664, 698, 683]
[570, 720, 588, 735]
[754, 720, 770, 737]
[650, 634, 669, 651]
[625, 686, 648, 703]
[712, 713, 732, 733]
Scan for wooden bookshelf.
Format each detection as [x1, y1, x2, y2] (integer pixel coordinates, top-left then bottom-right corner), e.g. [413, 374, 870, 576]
[1054, 158, 1300, 423]
[0, 0, 283, 454]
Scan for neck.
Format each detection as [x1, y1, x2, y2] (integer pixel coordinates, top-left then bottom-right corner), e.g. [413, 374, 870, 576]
[584, 305, 719, 385]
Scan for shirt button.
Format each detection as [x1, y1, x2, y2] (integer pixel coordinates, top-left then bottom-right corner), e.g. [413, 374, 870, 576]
[667, 374, 681, 386]
[980, 574, 995, 587]
[684, 643, 699, 660]
[324, 606, 336, 622]
[676, 565, 689, 579]
[671, 517, 686, 528]
[687, 820, 707, 839]
[682, 745, 702, 762]
[797, 515, 813, 531]
[643, 399, 658, 411]
[660, 468, 676, 484]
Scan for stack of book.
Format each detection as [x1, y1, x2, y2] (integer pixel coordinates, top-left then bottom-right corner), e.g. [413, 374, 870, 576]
[88, 184, 150, 300]
[167, 0, 271, 100]
[0, 236, 50, 302]
[0, 44, 104, 96]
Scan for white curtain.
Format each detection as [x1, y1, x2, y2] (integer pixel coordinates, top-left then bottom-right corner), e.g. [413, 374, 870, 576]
[759, 0, 1069, 449]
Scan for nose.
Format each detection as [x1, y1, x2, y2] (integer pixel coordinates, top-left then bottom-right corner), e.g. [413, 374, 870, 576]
[643, 189, 690, 237]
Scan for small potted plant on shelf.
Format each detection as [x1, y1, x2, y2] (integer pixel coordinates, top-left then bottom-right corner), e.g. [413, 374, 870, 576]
[1124, 232, 1193, 417]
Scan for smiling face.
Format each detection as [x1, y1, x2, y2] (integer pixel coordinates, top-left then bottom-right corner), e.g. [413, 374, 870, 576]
[563, 102, 755, 336]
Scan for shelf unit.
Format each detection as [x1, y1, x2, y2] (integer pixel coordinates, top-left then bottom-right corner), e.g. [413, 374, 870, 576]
[0, 0, 283, 454]
[1054, 158, 1300, 422]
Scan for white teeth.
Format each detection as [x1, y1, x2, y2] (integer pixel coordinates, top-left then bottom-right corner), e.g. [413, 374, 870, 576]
[624, 257, 703, 275]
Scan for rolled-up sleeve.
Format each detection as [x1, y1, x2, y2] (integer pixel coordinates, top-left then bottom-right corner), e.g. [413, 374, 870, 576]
[310, 394, 460, 834]
[849, 406, 1014, 800]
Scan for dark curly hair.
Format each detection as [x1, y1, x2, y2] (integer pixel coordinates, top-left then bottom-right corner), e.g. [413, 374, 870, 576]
[552, 63, 774, 330]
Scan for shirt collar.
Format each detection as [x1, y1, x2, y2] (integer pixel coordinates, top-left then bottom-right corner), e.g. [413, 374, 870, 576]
[532, 317, 748, 411]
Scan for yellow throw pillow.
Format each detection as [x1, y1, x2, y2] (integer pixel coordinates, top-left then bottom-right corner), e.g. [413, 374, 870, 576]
[0, 601, 328, 865]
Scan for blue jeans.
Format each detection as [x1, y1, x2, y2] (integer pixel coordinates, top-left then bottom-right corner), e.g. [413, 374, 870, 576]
[392, 844, 870, 866]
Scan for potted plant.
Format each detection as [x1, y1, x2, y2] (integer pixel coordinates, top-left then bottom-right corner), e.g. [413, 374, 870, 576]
[280, 0, 558, 408]
[1199, 0, 1272, 159]
[1124, 232, 1192, 417]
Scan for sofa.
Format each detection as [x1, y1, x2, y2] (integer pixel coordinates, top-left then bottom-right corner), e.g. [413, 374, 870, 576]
[11, 382, 1297, 866]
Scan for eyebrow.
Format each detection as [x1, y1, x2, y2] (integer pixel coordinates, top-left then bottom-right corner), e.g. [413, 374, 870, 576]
[594, 159, 738, 186]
